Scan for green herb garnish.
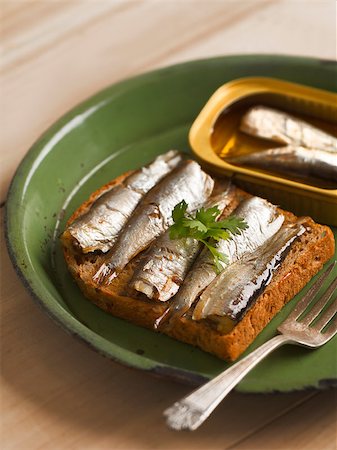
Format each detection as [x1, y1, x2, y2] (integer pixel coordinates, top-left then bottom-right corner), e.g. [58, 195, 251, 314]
[169, 200, 248, 272]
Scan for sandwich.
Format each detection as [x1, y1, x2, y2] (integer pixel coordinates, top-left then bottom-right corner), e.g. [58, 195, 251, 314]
[61, 151, 335, 361]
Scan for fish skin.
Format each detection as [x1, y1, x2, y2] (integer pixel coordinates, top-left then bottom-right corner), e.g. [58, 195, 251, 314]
[132, 235, 201, 302]
[193, 222, 305, 321]
[240, 106, 337, 152]
[67, 150, 182, 253]
[130, 183, 236, 302]
[93, 160, 214, 284]
[166, 197, 284, 319]
[228, 145, 337, 182]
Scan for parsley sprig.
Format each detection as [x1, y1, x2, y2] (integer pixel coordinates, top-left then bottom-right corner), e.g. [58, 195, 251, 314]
[169, 200, 248, 272]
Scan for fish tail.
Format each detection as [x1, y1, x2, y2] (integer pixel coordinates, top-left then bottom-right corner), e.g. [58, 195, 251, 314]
[154, 302, 188, 330]
[93, 263, 117, 285]
[153, 307, 172, 330]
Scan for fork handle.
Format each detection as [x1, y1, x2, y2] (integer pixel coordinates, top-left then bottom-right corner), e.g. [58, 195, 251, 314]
[165, 334, 292, 430]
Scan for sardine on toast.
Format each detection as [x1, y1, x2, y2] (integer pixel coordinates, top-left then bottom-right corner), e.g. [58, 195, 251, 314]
[130, 183, 236, 302]
[193, 221, 306, 327]
[65, 150, 182, 253]
[93, 160, 214, 284]
[164, 196, 284, 321]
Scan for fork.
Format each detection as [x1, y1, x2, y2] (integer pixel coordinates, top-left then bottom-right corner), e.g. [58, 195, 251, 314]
[164, 261, 337, 431]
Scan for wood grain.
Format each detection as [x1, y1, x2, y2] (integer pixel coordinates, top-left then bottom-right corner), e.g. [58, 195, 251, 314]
[1, 2, 336, 449]
[1, 0, 336, 203]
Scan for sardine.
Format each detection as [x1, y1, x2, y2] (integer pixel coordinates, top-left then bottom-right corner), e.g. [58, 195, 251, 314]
[65, 150, 183, 253]
[165, 197, 284, 320]
[240, 106, 337, 152]
[130, 183, 236, 302]
[228, 146, 337, 182]
[93, 160, 214, 284]
[192, 222, 306, 326]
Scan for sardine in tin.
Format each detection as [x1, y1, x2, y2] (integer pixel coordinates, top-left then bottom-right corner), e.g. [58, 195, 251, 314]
[189, 77, 337, 226]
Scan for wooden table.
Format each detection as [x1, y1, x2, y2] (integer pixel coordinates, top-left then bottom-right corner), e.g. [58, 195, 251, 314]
[1, 2, 336, 448]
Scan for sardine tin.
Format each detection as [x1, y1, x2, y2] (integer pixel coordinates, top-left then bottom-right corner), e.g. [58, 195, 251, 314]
[189, 77, 337, 225]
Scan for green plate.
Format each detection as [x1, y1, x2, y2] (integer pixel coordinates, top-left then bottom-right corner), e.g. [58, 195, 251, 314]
[5, 55, 337, 392]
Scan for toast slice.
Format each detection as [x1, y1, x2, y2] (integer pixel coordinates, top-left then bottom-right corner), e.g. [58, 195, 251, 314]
[62, 171, 335, 361]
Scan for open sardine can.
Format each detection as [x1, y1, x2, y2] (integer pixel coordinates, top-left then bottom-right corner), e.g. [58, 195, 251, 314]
[189, 77, 337, 226]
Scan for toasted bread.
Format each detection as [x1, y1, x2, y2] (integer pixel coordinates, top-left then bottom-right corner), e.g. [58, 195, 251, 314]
[62, 171, 335, 361]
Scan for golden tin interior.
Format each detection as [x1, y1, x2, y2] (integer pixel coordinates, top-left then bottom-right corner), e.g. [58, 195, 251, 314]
[189, 77, 337, 225]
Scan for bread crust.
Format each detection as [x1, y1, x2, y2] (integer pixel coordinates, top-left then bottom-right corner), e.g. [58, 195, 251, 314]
[62, 171, 335, 361]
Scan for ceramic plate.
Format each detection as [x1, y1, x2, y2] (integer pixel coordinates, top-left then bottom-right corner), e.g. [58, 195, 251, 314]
[5, 55, 337, 392]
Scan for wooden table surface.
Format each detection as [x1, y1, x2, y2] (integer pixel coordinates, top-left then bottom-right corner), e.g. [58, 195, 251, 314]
[1, 1, 336, 449]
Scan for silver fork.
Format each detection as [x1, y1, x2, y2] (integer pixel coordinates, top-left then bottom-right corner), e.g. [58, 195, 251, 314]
[164, 261, 337, 431]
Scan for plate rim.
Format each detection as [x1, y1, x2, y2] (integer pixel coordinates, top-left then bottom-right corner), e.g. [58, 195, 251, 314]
[5, 54, 337, 391]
